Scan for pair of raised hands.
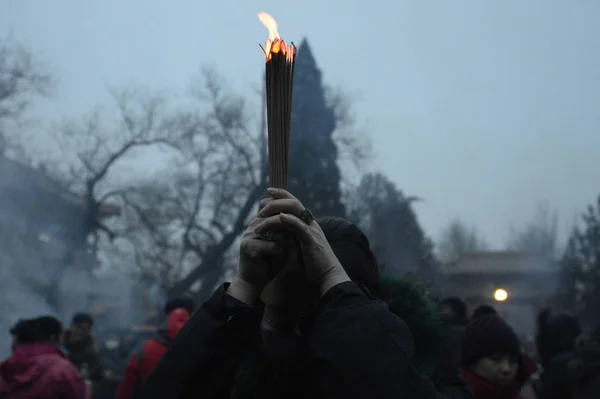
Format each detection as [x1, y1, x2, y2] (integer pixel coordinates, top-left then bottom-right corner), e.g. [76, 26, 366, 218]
[227, 188, 350, 305]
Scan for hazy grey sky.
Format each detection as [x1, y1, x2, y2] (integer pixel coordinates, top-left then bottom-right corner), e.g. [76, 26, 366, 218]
[2, 0, 599, 248]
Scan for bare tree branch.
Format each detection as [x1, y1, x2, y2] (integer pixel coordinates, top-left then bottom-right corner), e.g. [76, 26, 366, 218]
[326, 86, 372, 171]
[0, 38, 52, 120]
[116, 69, 266, 293]
[438, 219, 488, 263]
[506, 202, 559, 258]
[0, 38, 52, 157]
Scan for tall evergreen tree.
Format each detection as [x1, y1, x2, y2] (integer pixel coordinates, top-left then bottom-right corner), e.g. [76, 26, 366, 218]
[289, 39, 345, 217]
[556, 195, 600, 326]
[348, 173, 437, 280]
[556, 231, 585, 312]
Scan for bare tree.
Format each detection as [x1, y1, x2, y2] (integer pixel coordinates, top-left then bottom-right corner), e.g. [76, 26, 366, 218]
[438, 219, 488, 263]
[326, 87, 372, 171]
[0, 38, 52, 155]
[123, 73, 368, 298]
[40, 87, 182, 264]
[121, 69, 266, 299]
[506, 202, 559, 258]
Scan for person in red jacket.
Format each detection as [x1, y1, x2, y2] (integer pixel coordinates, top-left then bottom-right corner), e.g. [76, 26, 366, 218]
[116, 298, 194, 399]
[0, 316, 91, 399]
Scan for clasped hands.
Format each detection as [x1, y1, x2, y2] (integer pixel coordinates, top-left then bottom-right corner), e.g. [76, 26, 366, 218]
[227, 188, 350, 305]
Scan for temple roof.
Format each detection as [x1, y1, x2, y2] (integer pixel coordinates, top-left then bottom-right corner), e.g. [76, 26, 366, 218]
[442, 251, 557, 275]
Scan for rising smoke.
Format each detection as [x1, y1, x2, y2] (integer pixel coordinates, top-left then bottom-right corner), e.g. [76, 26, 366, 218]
[0, 181, 152, 358]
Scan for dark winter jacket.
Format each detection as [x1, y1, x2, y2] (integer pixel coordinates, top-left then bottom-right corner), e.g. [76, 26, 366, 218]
[535, 309, 581, 399]
[116, 308, 190, 399]
[537, 351, 576, 399]
[138, 282, 468, 399]
[569, 333, 600, 399]
[433, 314, 468, 396]
[0, 343, 91, 399]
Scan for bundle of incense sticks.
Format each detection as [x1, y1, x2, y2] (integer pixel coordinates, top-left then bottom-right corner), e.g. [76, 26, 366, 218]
[258, 12, 296, 190]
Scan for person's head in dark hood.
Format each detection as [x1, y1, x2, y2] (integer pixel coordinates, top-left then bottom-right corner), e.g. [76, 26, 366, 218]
[258, 216, 380, 358]
[461, 314, 535, 398]
[536, 308, 581, 367]
[71, 313, 94, 336]
[260, 216, 380, 320]
[440, 296, 469, 325]
[472, 305, 497, 320]
[63, 312, 95, 350]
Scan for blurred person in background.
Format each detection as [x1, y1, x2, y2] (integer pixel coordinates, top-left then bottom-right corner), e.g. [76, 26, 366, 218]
[95, 328, 131, 399]
[472, 305, 497, 320]
[535, 309, 581, 399]
[63, 313, 105, 397]
[460, 314, 536, 399]
[97, 329, 127, 378]
[440, 297, 469, 326]
[568, 319, 600, 399]
[0, 316, 91, 399]
[435, 297, 470, 390]
[116, 297, 194, 399]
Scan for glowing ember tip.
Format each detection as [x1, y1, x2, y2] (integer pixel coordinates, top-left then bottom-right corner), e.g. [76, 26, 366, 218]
[257, 11, 296, 62]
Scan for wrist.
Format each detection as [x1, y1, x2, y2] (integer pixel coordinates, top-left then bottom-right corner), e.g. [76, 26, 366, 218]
[227, 276, 263, 306]
[318, 267, 351, 297]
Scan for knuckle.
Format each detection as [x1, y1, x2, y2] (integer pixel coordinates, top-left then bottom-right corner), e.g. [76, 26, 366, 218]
[248, 218, 262, 228]
[293, 200, 304, 212]
[242, 240, 263, 259]
[262, 201, 274, 212]
[240, 239, 252, 252]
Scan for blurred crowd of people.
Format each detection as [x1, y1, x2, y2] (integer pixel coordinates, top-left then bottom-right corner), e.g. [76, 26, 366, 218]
[0, 188, 598, 399]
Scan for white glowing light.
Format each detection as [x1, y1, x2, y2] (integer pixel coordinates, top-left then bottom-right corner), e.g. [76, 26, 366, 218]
[494, 288, 508, 302]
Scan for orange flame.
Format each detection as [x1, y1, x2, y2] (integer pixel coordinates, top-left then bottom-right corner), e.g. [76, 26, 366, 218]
[258, 12, 295, 62]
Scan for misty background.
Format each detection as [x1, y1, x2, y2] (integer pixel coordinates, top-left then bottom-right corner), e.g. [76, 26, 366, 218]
[3, 0, 599, 246]
[1, 0, 599, 354]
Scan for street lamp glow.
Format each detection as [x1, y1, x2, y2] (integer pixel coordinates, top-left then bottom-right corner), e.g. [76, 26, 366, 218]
[494, 288, 508, 302]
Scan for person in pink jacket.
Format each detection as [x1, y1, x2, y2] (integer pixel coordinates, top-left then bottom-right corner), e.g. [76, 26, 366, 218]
[0, 316, 91, 399]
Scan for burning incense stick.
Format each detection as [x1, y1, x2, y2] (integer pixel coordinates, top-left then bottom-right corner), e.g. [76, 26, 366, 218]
[258, 12, 296, 190]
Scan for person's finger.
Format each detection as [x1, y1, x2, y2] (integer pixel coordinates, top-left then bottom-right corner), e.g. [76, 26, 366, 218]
[257, 198, 304, 219]
[266, 187, 298, 201]
[254, 214, 287, 234]
[258, 197, 273, 211]
[240, 237, 283, 259]
[247, 216, 265, 229]
[278, 213, 313, 245]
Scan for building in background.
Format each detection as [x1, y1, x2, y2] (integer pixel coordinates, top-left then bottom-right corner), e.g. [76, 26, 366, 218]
[440, 251, 558, 337]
